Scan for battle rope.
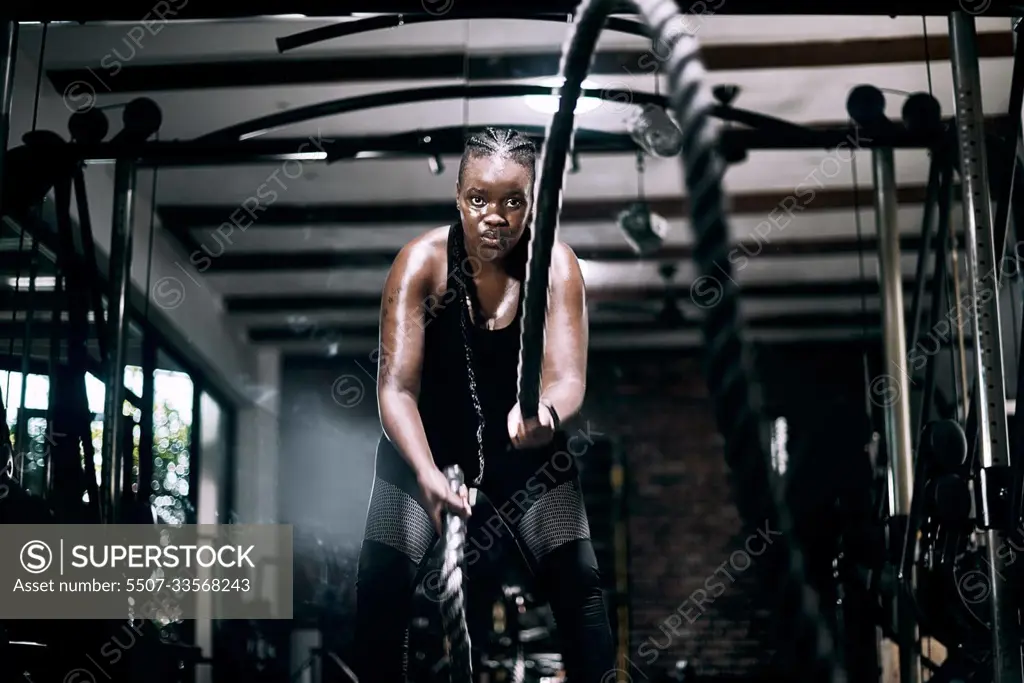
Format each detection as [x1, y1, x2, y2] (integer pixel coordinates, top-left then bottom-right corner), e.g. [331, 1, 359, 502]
[517, 0, 845, 680]
[439, 464, 472, 682]
[513, 0, 609, 417]
[511, 646, 526, 683]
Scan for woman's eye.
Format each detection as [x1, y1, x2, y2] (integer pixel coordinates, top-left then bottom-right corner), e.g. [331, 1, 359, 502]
[470, 197, 486, 206]
[508, 199, 523, 209]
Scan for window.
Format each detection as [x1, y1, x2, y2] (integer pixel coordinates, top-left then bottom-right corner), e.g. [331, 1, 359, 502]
[770, 416, 789, 476]
[197, 391, 228, 524]
[2, 355, 196, 524]
[1, 370, 50, 496]
[151, 352, 195, 524]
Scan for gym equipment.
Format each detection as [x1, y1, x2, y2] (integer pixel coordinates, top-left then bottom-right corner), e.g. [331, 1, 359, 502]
[0, 84, 172, 683]
[3, 139, 100, 521]
[478, 584, 562, 682]
[99, 97, 163, 525]
[825, 15, 1024, 683]
[916, 15, 1024, 683]
[2, 87, 164, 525]
[947, 26, 1018, 682]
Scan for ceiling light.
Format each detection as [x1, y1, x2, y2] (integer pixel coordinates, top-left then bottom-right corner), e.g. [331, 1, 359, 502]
[6, 277, 56, 290]
[238, 129, 269, 141]
[428, 154, 445, 175]
[524, 77, 603, 115]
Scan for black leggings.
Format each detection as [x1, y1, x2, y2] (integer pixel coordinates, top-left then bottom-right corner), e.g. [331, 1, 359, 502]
[353, 439, 615, 682]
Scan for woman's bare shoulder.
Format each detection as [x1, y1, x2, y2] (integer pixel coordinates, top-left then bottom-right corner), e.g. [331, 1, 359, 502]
[550, 240, 584, 286]
[389, 225, 452, 289]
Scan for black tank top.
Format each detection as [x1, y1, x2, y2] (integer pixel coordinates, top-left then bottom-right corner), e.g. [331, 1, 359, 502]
[378, 224, 526, 483]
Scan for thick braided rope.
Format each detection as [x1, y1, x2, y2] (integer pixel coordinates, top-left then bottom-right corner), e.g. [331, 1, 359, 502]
[514, 0, 607, 417]
[636, 2, 842, 680]
[527, 0, 844, 680]
[440, 464, 472, 682]
[511, 646, 526, 683]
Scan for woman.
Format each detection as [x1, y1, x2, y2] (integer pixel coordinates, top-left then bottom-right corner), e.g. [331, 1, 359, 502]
[353, 127, 615, 681]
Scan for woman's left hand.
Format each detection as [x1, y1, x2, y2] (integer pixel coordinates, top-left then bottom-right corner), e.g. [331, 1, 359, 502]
[507, 402, 556, 449]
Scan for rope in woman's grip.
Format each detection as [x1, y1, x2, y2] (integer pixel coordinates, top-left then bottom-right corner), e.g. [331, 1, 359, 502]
[440, 464, 472, 682]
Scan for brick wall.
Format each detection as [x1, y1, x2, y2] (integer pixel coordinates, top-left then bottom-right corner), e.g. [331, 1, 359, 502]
[583, 342, 872, 680]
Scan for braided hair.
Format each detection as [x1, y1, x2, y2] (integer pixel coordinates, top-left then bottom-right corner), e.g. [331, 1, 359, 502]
[453, 127, 537, 484]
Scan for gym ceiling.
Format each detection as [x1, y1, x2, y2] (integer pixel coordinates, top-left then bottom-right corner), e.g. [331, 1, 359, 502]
[8, 10, 1020, 355]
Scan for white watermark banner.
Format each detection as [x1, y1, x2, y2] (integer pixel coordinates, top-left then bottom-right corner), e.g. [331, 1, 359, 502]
[1, 524, 292, 619]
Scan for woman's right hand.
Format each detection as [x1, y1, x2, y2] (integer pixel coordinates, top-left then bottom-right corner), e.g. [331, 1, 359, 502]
[417, 467, 471, 534]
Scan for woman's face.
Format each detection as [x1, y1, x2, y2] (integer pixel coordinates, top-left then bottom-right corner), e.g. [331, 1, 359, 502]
[457, 155, 532, 263]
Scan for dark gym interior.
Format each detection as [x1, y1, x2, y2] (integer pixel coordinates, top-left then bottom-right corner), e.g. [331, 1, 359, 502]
[2, 3, 1024, 682]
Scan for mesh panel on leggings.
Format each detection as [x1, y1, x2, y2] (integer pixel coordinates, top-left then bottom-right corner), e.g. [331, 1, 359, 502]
[363, 477, 435, 564]
[517, 481, 590, 561]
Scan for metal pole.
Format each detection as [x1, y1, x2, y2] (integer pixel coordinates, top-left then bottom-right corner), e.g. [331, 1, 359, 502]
[1019, 19, 1024, 136]
[99, 159, 137, 525]
[0, 22, 19, 466]
[872, 146, 919, 683]
[0, 21, 18, 216]
[908, 154, 942, 356]
[902, 149, 954, 583]
[994, 18, 1024, 260]
[949, 12, 1022, 683]
[873, 147, 915, 515]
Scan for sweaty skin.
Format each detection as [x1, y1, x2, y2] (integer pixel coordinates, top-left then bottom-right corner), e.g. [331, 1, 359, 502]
[375, 154, 589, 525]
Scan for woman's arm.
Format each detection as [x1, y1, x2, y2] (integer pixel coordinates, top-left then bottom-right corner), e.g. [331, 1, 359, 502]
[539, 242, 588, 425]
[377, 238, 438, 478]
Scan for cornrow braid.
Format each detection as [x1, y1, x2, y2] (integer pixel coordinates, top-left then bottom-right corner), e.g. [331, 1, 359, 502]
[458, 126, 538, 187]
[454, 127, 538, 485]
[449, 225, 487, 485]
